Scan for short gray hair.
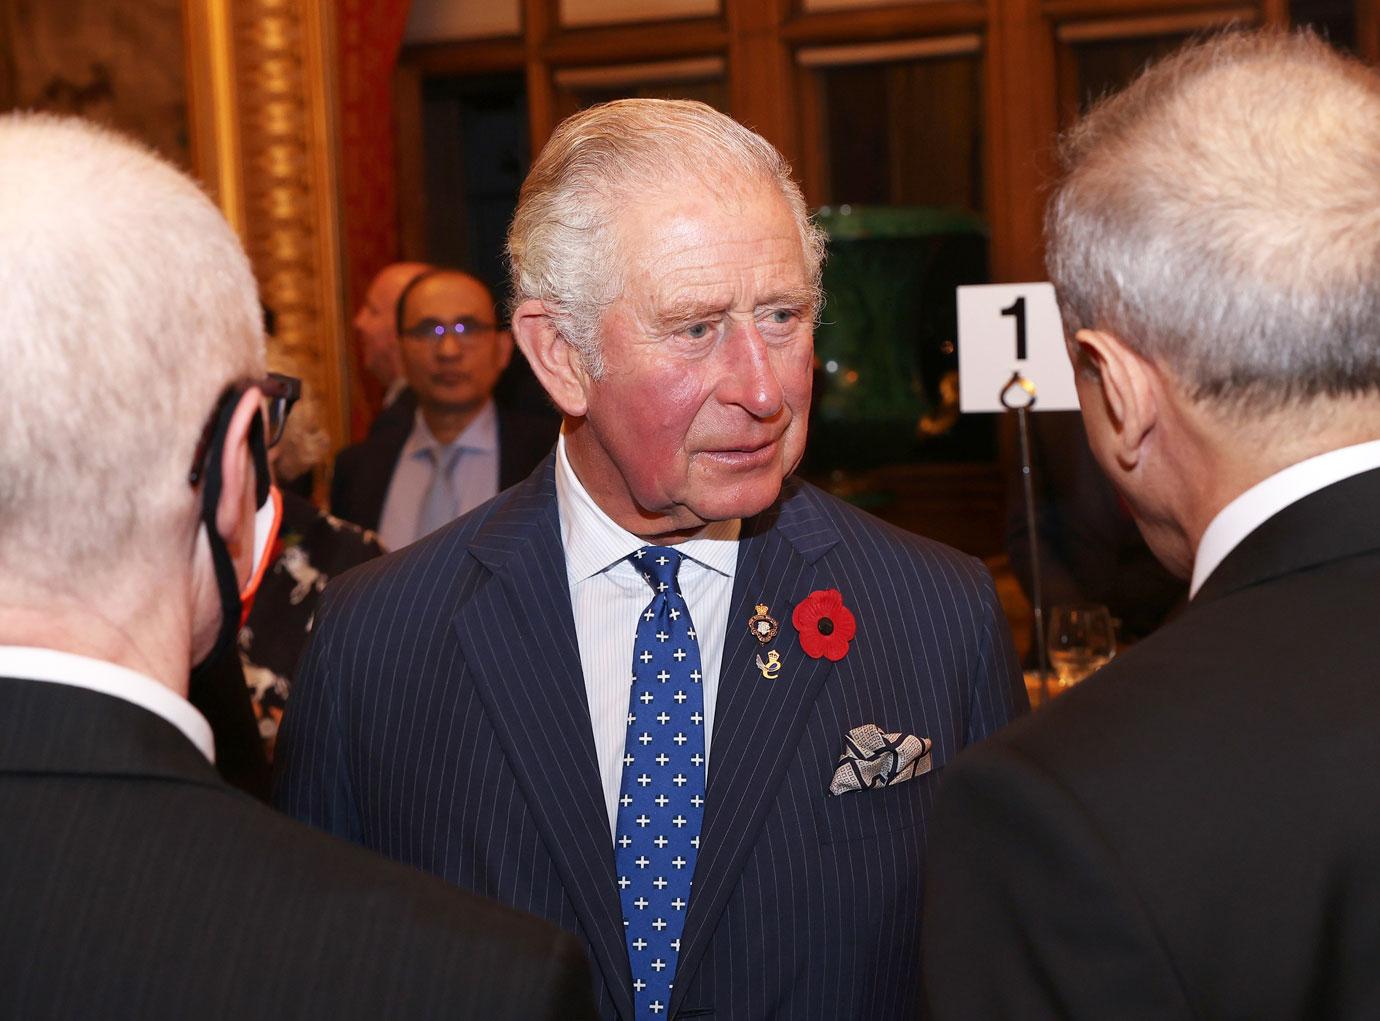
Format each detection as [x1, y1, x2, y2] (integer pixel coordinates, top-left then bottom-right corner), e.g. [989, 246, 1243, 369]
[1046, 30, 1380, 411]
[0, 114, 264, 586]
[507, 98, 826, 376]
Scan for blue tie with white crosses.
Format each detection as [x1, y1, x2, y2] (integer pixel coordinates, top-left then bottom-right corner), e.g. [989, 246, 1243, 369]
[615, 546, 706, 1019]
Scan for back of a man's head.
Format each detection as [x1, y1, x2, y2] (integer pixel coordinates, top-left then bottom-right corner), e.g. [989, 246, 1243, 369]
[0, 114, 264, 593]
[1046, 31, 1380, 414]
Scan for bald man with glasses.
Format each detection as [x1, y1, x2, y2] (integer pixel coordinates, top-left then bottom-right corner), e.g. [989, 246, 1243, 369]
[331, 267, 557, 549]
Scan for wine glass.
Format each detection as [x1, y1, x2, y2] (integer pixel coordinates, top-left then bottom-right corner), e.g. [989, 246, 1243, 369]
[1047, 603, 1116, 690]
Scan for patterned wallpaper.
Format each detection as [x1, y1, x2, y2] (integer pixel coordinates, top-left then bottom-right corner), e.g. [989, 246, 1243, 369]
[0, 0, 190, 169]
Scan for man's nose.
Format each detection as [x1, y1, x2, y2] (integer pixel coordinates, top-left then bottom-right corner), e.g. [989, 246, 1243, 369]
[434, 332, 466, 358]
[720, 322, 785, 419]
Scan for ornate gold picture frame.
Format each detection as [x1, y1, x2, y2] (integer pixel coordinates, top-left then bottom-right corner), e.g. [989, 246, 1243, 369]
[185, 0, 350, 456]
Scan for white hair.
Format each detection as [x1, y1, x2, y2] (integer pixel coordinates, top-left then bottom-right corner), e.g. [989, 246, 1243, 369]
[1046, 30, 1380, 411]
[507, 98, 826, 376]
[0, 113, 264, 588]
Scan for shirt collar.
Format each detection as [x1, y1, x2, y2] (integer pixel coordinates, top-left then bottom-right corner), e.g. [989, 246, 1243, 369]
[0, 645, 216, 763]
[554, 431, 740, 585]
[1191, 438, 1380, 598]
[402, 399, 499, 461]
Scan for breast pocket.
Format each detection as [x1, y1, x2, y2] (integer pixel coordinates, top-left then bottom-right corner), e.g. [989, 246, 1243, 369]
[812, 762, 945, 846]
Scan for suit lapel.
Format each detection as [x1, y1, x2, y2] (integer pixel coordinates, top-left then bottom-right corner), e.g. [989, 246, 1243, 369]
[671, 483, 840, 1013]
[450, 461, 635, 1021]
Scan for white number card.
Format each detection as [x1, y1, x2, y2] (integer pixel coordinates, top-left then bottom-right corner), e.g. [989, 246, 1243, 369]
[956, 282, 1080, 413]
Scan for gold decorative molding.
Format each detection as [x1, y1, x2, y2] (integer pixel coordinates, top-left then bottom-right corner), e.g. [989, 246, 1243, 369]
[184, 0, 350, 457]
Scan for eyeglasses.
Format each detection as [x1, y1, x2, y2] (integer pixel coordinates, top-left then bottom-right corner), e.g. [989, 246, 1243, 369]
[400, 317, 500, 347]
[260, 372, 301, 447]
[188, 372, 301, 486]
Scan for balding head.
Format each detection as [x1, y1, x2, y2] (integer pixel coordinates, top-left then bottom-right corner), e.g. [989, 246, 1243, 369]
[353, 261, 430, 388]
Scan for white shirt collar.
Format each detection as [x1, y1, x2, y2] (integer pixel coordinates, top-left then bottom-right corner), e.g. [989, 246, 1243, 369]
[401, 398, 499, 460]
[554, 431, 739, 584]
[1191, 438, 1380, 598]
[0, 645, 216, 763]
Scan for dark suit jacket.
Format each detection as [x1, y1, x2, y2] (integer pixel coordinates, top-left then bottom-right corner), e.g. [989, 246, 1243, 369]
[924, 466, 1380, 1020]
[275, 456, 1027, 1020]
[0, 675, 595, 1020]
[331, 390, 557, 534]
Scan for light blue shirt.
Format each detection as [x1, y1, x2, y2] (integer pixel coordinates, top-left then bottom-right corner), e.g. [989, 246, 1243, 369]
[377, 400, 500, 552]
[554, 432, 740, 835]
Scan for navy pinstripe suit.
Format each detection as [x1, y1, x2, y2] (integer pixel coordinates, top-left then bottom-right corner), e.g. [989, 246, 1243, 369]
[275, 456, 1026, 1019]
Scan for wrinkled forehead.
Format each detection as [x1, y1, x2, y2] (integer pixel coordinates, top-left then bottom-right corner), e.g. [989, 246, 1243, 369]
[607, 174, 807, 298]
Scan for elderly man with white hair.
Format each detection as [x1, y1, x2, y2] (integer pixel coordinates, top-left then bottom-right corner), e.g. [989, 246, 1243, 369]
[276, 98, 1025, 1020]
[924, 31, 1380, 1019]
[0, 113, 594, 1019]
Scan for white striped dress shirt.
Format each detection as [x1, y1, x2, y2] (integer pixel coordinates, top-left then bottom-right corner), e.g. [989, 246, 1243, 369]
[554, 433, 739, 835]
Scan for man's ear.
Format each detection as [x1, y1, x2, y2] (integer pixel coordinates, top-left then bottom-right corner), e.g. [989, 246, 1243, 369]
[510, 298, 590, 417]
[215, 388, 264, 585]
[1074, 328, 1159, 470]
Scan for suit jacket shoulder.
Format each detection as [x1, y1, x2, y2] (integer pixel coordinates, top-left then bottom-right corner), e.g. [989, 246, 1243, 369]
[925, 468, 1380, 1020]
[0, 678, 595, 1020]
[330, 418, 410, 532]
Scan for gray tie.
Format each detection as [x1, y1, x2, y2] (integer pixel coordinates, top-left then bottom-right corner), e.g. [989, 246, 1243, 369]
[416, 445, 463, 540]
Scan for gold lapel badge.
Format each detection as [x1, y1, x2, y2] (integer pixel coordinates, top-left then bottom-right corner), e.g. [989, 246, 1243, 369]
[755, 650, 782, 680]
[748, 604, 779, 644]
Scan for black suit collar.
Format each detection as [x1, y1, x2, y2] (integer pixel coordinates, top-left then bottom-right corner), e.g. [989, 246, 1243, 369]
[0, 677, 224, 787]
[1194, 466, 1380, 604]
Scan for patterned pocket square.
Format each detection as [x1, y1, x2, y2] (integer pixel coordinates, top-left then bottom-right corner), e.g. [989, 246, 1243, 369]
[829, 724, 933, 796]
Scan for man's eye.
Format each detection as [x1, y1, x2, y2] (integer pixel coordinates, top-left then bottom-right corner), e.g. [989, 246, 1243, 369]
[684, 323, 711, 340]
[760, 309, 802, 335]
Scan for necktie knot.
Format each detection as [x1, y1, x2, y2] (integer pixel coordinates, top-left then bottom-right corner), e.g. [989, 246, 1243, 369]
[428, 443, 463, 475]
[631, 546, 682, 596]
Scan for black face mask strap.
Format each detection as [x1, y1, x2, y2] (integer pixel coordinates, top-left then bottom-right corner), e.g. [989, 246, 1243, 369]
[189, 388, 268, 678]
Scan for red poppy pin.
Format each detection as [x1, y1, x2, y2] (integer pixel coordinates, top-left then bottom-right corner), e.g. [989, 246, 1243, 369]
[793, 589, 856, 662]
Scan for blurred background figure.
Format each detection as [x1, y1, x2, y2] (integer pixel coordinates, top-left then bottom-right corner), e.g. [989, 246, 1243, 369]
[0, 112, 595, 1019]
[354, 260, 431, 417]
[239, 393, 383, 760]
[331, 266, 556, 549]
